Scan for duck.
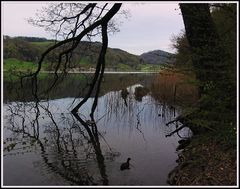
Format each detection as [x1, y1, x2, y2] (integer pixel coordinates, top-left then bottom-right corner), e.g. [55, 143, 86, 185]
[120, 158, 131, 171]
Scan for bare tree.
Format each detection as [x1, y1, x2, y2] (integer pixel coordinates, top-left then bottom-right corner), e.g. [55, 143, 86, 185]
[9, 6, 123, 184]
[21, 3, 122, 118]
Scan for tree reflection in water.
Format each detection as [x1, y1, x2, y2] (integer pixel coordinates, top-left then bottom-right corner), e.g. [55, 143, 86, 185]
[4, 99, 119, 185]
[3, 73, 197, 185]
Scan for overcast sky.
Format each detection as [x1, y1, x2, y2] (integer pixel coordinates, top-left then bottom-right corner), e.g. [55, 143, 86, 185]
[2, 2, 185, 55]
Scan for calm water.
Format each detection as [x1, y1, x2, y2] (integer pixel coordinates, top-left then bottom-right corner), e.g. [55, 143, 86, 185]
[3, 73, 194, 186]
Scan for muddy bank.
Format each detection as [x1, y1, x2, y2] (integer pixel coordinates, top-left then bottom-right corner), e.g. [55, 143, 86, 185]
[167, 135, 237, 185]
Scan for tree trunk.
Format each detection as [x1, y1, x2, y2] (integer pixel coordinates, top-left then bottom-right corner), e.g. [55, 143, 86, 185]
[179, 3, 228, 97]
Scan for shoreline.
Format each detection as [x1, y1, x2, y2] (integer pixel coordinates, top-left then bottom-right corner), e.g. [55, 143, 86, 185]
[40, 71, 160, 74]
[3, 70, 160, 74]
[167, 134, 237, 186]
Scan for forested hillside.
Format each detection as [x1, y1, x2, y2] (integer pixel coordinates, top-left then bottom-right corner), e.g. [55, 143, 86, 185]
[140, 50, 175, 65]
[3, 36, 171, 72]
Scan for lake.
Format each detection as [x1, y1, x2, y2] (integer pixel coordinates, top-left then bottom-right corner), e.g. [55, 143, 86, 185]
[3, 73, 197, 186]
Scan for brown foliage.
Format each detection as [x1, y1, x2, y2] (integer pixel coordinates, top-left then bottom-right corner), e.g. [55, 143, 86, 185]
[151, 70, 198, 107]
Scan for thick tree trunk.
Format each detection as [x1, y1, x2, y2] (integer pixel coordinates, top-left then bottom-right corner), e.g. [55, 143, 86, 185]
[179, 3, 228, 97]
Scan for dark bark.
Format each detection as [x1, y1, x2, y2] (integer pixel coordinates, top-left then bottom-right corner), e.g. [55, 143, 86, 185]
[21, 4, 122, 107]
[71, 4, 121, 113]
[179, 3, 228, 96]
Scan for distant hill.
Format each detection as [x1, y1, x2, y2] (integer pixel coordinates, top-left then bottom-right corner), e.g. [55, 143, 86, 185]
[140, 50, 175, 65]
[3, 36, 174, 71]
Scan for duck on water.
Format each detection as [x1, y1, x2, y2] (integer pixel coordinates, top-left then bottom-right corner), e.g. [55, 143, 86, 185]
[120, 158, 131, 171]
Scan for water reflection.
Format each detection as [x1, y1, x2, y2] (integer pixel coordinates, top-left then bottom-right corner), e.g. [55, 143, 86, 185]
[4, 100, 118, 185]
[3, 73, 196, 186]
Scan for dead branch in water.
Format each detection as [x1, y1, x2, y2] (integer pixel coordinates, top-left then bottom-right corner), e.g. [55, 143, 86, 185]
[165, 125, 186, 137]
[166, 115, 185, 126]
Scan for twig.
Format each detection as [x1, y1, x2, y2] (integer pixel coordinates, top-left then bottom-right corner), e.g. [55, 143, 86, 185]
[166, 116, 182, 126]
[166, 125, 186, 137]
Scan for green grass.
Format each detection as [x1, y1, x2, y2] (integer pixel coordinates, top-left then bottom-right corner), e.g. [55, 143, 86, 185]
[4, 71, 50, 82]
[78, 58, 91, 66]
[3, 58, 50, 82]
[117, 63, 132, 71]
[3, 57, 162, 78]
[4, 58, 49, 72]
[4, 58, 38, 72]
[30, 41, 54, 47]
[139, 64, 162, 71]
[3, 72, 19, 81]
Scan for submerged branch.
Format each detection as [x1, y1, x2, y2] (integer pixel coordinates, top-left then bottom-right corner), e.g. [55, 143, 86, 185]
[165, 125, 186, 137]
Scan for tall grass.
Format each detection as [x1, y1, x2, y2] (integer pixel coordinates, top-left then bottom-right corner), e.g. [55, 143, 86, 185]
[151, 70, 199, 107]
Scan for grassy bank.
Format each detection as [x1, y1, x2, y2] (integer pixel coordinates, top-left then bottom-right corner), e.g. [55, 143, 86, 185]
[3, 57, 162, 74]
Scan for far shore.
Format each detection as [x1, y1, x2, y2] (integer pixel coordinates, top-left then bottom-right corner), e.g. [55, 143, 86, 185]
[39, 70, 160, 74]
[3, 70, 161, 75]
